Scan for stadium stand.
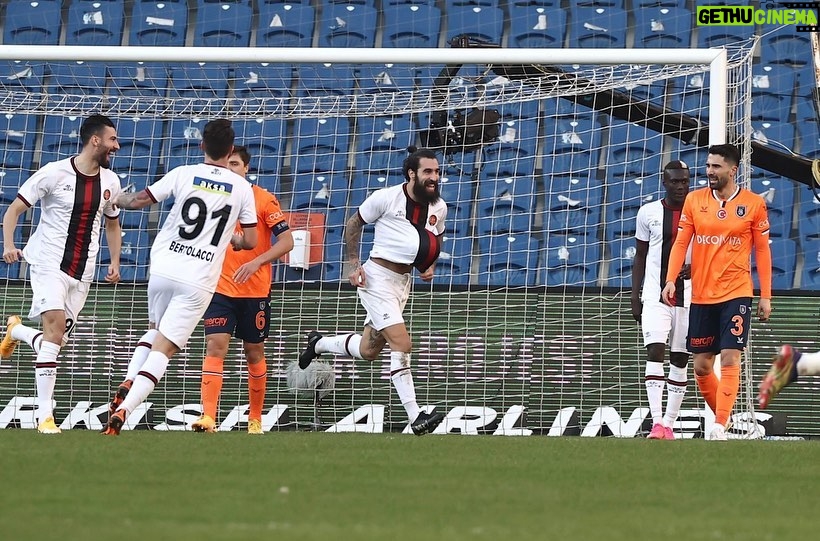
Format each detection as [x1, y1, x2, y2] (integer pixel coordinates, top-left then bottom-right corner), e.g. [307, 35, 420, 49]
[3, 0, 63, 45]
[66, 0, 125, 47]
[542, 234, 601, 287]
[632, 7, 692, 48]
[477, 233, 540, 287]
[507, 5, 567, 48]
[569, 6, 628, 48]
[193, 1, 253, 47]
[318, 2, 377, 48]
[256, 2, 315, 47]
[129, 0, 188, 47]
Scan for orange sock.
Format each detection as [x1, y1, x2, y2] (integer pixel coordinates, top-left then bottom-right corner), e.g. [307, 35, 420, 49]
[715, 364, 740, 427]
[201, 356, 224, 419]
[247, 359, 267, 421]
[695, 371, 719, 414]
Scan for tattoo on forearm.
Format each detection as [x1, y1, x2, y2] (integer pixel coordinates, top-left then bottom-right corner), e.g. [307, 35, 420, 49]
[116, 191, 154, 210]
[345, 214, 365, 262]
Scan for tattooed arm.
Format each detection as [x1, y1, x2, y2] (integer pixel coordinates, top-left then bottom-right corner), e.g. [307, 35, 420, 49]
[345, 212, 366, 287]
[113, 190, 156, 210]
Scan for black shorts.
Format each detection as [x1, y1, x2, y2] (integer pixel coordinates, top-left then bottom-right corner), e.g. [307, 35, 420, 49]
[203, 292, 270, 343]
[687, 298, 752, 354]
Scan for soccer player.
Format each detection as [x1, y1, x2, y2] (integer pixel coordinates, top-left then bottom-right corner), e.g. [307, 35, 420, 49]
[191, 146, 293, 435]
[632, 161, 692, 440]
[298, 147, 447, 436]
[101, 119, 259, 436]
[0, 114, 122, 434]
[661, 144, 772, 441]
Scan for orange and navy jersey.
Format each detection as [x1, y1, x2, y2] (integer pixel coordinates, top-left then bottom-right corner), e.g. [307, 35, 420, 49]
[216, 185, 289, 298]
[666, 186, 772, 304]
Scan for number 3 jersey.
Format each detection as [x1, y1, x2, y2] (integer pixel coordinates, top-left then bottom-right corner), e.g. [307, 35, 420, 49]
[146, 163, 257, 292]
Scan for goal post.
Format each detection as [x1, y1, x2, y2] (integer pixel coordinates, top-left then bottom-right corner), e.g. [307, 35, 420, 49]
[0, 44, 770, 438]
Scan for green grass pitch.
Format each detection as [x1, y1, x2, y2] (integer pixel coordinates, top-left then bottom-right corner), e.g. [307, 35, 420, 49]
[0, 431, 817, 541]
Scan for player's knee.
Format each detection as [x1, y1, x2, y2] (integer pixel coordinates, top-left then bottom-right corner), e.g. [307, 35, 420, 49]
[646, 343, 665, 361]
[359, 345, 381, 361]
[243, 343, 265, 363]
[669, 352, 689, 369]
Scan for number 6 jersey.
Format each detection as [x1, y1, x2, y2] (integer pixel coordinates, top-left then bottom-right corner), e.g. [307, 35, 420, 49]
[145, 163, 257, 292]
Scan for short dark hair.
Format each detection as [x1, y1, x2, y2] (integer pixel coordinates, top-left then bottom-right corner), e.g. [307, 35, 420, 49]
[202, 119, 235, 160]
[231, 145, 251, 166]
[663, 160, 690, 181]
[707, 144, 740, 166]
[80, 114, 116, 145]
[402, 146, 438, 182]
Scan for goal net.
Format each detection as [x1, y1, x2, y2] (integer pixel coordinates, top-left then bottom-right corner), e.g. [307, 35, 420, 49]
[0, 44, 763, 438]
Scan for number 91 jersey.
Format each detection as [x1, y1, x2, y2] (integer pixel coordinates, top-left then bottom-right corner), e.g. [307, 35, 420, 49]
[145, 163, 257, 292]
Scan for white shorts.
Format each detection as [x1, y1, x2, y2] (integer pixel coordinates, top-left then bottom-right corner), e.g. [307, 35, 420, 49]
[27, 265, 90, 334]
[641, 300, 689, 353]
[148, 275, 214, 349]
[358, 259, 412, 331]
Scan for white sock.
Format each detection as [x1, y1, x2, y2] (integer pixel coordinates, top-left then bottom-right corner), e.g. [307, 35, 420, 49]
[644, 361, 665, 425]
[389, 351, 420, 422]
[118, 350, 169, 415]
[316, 334, 363, 359]
[664, 364, 688, 428]
[797, 351, 820, 376]
[34, 341, 61, 422]
[125, 329, 158, 381]
[11, 323, 43, 354]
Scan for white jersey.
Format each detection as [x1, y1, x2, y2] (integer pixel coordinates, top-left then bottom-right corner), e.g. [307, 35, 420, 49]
[635, 199, 691, 306]
[146, 163, 257, 293]
[17, 157, 121, 282]
[358, 183, 447, 271]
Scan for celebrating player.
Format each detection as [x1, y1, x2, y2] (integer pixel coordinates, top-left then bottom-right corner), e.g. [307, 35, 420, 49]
[631, 161, 692, 440]
[1, 114, 122, 434]
[662, 144, 772, 441]
[191, 146, 293, 435]
[298, 147, 447, 436]
[101, 119, 258, 436]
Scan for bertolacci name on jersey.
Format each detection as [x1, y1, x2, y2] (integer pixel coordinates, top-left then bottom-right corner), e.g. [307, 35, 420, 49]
[168, 240, 215, 261]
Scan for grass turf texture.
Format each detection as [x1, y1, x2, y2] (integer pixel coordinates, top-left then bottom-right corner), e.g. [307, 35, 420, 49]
[0, 431, 817, 541]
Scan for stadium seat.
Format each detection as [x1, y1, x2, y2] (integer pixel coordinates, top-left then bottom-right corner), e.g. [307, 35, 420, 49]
[509, 0, 560, 6]
[290, 117, 350, 174]
[751, 64, 795, 123]
[800, 239, 820, 290]
[569, 7, 628, 48]
[164, 118, 209, 171]
[382, 4, 441, 48]
[696, 24, 755, 48]
[438, 173, 476, 236]
[749, 172, 794, 238]
[542, 98, 597, 124]
[129, 0, 187, 47]
[633, 0, 685, 6]
[668, 140, 706, 179]
[542, 117, 603, 176]
[751, 121, 796, 153]
[1, 60, 46, 93]
[507, 6, 567, 48]
[348, 172, 405, 208]
[97, 227, 151, 283]
[542, 234, 601, 287]
[543, 174, 603, 236]
[107, 62, 167, 100]
[289, 173, 349, 211]
[632, 7, 692, 48]
[0, 218, 24, 279]
[318, 3, 377, 48]
[256, 3, 315, 47]
[606, 121, 664, 179]
[760, 24, 811, 68]
[798, 120, 820, 158]
[296, 63, 355, 97]
[113, 116, 166, 194]
[194, 1, 253, 47]
[169, 64, 229, 100]
[616, 80, 670, 109]
[3, 0, 63, 45]
[480, 118, 539, 179]
[0, 112, 39, 171]
[357, 63, 417, 94]
[66, 0, 125, 46]
[446, 6, 505, 46]
[798, 187, 820, 241]
[232, 63, 294, 101]
[475, 176, 536, 236]
[604, 176, 662, 241]
[477, 233, 539, 287]
[752, 238, 796, 291]
[0, 170, 28, 205]
[606, 236, 637, 288]
[575, 0, 623, 6]
[46, 62, 107, 110]
[40, 115, 86, 166]
[354, 116, 415, 176]
[416, 234, 473, 286]
[670, 72, 710, 123]
[233, 118, 288, 178]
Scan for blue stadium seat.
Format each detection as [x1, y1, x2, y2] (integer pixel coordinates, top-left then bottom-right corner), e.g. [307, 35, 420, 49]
[476, 176, 536, 236]
[477, 233, 539, 287]
[289, 173, 349, 211]
[616, 81, 670, 109]
[256, 3, 315, 47]
[296, 63, 355, 97]
[798, 187, 820, 241]
[750, 172, 794, 239]
[604, 176, 662, 241]
[751, 64, 795, 123]
[509, 0, 560, 6]
[542, 234, 601, 287]
[318, 3, 377, 47]
[97, 227, 151, 283]
[3, 0, 62, 45]
[751, 121, 796, 153]
[113, 117, 165, 194]
[348, 172, 405, 208]
[169, 64, 230, 100]
[66, 0, 124, 46]
[761, 24, 811, 68]
[752, 238, 796, 291]
[507, 6, 567, 48]
[801, 239, 820, 290]
[480, 118, 539, 179]
[0, 170, 28, 205]
[798, 120, 820, 158]
[129, 0, 187, 47]
[445, 0, 500, 7]
[40, 115, 86, 166]
[382, 4, 441, 48]
[543, 174, 603, 236]
[164, 118, 208, 171]
[607, 121, 664, 179]
[633, 0, 685, 6]
[290, 117, 350, 174]
[575, 0, 623, 6]
[232, 64, 294, 101]
[670, 72, 710, 123]
[0, 217, 24, 279]
[1, 60, 46, 93]
[633, 7, 692, 48]
[420, 234, 473, 286]
[696, 24, 755, 48]
[542, 117, 602, 176]
[233, 118, 288, 178]
[194, 1, 253, 47]
[796, 97, 817, 125]
[606, 236, 636, 288]
[542, 98, 597, 123]
[569, 7, 628, 48]
[793, 62, 817, 123]
[446, 6, 505, 45]
[438, 173, 475, 236]
[354, 116, 415, 176]
[107, 62, 167, 101]
[0, 112, 38, 171]
[668, 140, 706, 179]
[357, 63, 417, 94]
[47, 62, 107, 109]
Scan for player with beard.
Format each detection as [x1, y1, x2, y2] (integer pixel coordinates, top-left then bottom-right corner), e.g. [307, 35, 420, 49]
[1, 114, 123, 434]
[298, 147, 448, 435]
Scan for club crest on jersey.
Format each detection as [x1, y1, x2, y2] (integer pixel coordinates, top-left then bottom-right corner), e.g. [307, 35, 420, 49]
[193, 177, 233, 194]
[103, 189, 111, 201]
[429, 215, 437, 226]
[736, 205, 747, 217]
[716, 209, 727, 220]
